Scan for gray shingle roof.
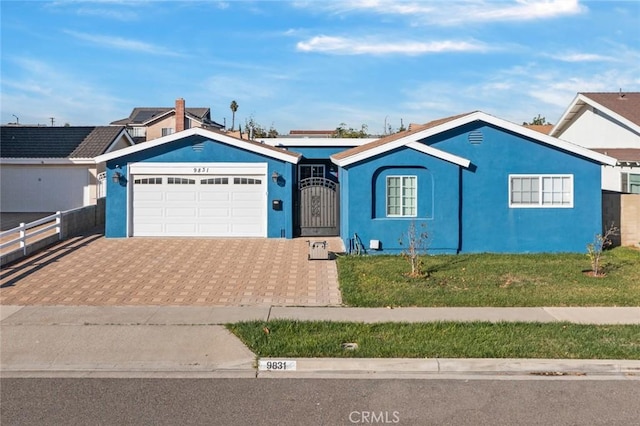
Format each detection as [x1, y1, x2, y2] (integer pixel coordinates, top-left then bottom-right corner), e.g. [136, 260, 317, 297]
[1, 126, 127, 159]
[582, 92, 640, 127]
[111, 107, 211, 125]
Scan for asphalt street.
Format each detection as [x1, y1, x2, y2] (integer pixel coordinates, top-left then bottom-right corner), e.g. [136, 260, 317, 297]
[2, 378, 639, 425]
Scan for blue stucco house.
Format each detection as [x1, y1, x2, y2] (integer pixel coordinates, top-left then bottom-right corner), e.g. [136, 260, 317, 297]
[332, 111, 617, 253]
[95, 111, 616, 253]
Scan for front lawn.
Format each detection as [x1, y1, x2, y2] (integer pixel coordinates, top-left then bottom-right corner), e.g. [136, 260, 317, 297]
[228, 320, 640, 359]
[337, 247, 640, 307]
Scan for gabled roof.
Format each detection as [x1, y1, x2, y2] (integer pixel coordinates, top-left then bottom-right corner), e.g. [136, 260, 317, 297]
[111, 107, 224, 128]
[0, 126, 133, 160]
[551, 92, 640, 137]
[94, 127, 302, 164]
[331, 111, 617, 167]
[331, 112, 471, 165]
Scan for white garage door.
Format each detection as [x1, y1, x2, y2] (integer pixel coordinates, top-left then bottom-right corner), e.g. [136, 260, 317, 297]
[132, 174, 266, 237]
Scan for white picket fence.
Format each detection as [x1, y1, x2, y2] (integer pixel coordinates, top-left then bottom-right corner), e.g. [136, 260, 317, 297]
[97, 171, 107, 199]
[0, 212, 62, 256]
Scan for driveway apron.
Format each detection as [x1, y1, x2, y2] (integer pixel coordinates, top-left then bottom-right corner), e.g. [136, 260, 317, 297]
[0, 233, 343, 306]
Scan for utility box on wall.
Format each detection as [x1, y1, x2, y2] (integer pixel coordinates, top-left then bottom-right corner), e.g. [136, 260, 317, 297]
[272, 199, 283, 211]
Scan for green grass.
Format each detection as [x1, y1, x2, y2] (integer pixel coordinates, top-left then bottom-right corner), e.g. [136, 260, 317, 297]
[337, 247, 640, 307]
[228, 320, 640, 359]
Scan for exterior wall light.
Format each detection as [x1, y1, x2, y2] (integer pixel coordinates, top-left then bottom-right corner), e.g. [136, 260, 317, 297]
[271, 171, 280, 183]
[112, 171, 122, 183]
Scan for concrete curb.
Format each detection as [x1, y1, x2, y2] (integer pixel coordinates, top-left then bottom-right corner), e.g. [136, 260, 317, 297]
[256, 358, 640, 379]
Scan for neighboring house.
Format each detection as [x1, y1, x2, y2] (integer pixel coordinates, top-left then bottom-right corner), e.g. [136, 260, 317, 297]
[523, 124, 553, 135]
[95, 112, 615, 254]
[111, 98, 224, 143]
[550, 92, 640, 193]
[0, 126, 134, 212]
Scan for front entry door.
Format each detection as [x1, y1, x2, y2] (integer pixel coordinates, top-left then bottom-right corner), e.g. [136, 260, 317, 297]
[299, 177, 339, 236]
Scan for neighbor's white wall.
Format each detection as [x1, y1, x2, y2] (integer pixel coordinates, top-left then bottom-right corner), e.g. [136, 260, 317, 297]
[560, 107, 640, 149]
[0, 165, 90, 212]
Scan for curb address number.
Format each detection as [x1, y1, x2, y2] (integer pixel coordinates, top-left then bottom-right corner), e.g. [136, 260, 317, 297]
[259, 360, 297, 371]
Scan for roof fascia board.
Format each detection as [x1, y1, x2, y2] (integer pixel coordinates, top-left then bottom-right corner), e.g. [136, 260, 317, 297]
[0, 158, 95, 165]
[406, 141, 471, 168]
[94, 127, 300, 164]
[550, 93, 583, 136]
[264, 138, 378, 147]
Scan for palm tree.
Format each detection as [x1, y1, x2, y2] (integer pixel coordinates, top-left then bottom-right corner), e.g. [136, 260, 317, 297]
[229, 100, 238, 130]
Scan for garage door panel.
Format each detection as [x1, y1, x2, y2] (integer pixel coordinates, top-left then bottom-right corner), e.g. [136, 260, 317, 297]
[166, 223, 198, 234]
[199, 208, 230, 217]
[232, 191, 263, 200]
[134, 223, 165, 234]
[199, 192, 230, 202]
[135, 192, 165, 202]
[199, 223, 232, 233]
[132, 171, 266, 237]
[232, 208, 263, 217]
[166, 191, 197, 202]
[165, 207, 197, 217]
[136, 207, 164, 218]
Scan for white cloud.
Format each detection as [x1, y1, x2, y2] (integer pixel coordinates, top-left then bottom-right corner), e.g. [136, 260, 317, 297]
[546, 52, 618, 63]
[297, 35, 488, 55]
[297, 0, 586, 25]
[63, 30, 184, 56]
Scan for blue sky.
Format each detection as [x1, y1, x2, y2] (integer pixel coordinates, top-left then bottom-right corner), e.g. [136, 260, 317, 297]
[1, 0, 639, 134]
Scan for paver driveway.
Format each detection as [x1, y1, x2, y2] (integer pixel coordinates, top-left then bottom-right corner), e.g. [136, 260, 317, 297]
[0, 231, 343, 306]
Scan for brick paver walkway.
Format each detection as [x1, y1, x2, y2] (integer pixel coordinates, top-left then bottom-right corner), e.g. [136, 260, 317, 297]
[1, 232, 343, 306]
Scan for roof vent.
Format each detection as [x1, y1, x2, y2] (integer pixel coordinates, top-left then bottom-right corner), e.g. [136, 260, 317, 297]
[468, 130, 483, 144]
[192, 142, 204, 152]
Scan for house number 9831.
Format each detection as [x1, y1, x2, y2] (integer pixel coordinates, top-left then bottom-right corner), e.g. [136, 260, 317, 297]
[193, 167, 209, 173]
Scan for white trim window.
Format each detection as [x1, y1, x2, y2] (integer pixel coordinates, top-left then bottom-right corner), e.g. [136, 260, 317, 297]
[622, 172, 640, 194]
[387, 175, 417, 217]
[509, 174, 573, 208]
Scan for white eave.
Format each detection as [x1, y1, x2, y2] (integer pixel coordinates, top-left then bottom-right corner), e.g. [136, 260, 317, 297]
[551, 93, 640, 137]
[94, 127, 301, 164]
[262, 138, 378, 148]
[0, 158, 96, 165]
[331, 111, 617, 168]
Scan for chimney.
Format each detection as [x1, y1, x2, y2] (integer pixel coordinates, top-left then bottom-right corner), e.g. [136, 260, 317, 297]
[175, 98, 185, 132]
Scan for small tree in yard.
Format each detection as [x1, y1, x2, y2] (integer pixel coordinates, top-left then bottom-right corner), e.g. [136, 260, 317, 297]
[398, 221, 429, 278]
[586, 224, 619, 277]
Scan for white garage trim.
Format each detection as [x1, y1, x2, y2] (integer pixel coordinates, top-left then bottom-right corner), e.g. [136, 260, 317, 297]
[129, 162, 267, 176]
[128, 162, 268, 237]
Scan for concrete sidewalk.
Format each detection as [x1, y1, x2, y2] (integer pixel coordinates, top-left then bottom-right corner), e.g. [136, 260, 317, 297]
[2, 305, 639, 325]
[1, 305, 639, 379]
